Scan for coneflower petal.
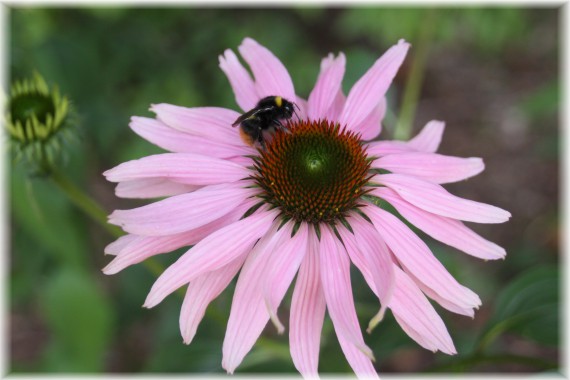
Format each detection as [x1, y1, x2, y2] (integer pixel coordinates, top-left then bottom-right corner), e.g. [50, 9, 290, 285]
[144, 209, 277, 308]
[130, 116, 254, 157]
[180, 255, 246, 345]
[290, 232, 325, 378]
[108, 183, 256, 236]
[374, 173, 512, 223]
[219, 48, 258, 112]
[372, 187, 506, 260]
[366, 205, 482, 311]
[308, 53, 346, 120]
[238, 37, 296, 101]
[374, 152, 484, 184]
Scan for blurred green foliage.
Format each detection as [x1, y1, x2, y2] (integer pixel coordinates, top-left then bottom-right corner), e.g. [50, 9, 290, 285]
[9, 6, 559, 374]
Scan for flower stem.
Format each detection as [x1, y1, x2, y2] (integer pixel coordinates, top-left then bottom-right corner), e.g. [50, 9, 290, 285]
[50, 168, 123, 238]
[394, 8, 437, 140]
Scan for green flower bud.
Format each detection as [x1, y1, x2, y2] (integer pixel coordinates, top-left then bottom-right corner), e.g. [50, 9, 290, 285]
[5, 72, 77, 174]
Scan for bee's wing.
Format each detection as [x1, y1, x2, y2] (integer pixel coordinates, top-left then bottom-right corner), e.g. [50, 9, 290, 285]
[231, 107, 273, 127]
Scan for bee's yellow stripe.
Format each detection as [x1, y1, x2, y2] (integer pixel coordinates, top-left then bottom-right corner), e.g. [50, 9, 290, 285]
[275, 96, 282, 107]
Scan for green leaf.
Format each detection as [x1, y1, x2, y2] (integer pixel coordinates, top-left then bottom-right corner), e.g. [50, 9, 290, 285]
[478, 265, 559, 349]
[40, 268, 114, 372]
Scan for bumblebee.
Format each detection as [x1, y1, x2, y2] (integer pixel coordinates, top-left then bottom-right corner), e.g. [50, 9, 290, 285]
[232, 95, 297, 148]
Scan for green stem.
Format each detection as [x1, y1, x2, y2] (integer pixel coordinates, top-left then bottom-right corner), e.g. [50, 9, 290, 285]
[50, 168, 123, 238]
[426, 353, 558, 372]
[394, 8, 437, 140]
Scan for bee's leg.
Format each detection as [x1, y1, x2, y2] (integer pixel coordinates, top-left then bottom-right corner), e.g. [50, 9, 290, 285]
[272, 119, 286, 131]
[257, 129, 267, 150]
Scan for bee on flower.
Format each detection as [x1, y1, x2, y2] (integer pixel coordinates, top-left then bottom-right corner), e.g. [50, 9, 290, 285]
[103, 37, 510, 377]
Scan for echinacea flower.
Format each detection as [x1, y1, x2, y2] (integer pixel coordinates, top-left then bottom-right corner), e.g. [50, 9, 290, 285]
[104, 38, 510, 377]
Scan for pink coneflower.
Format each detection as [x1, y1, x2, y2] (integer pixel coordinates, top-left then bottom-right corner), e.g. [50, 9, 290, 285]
[104, 38, 510, 377]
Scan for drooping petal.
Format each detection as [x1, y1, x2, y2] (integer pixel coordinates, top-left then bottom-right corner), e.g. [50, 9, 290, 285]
[319, 226, 377, 376]
[365, 119, 446, 156]
[130, 116, 254, 157]
[352, 97, 386, 141]
[374, 173, 512, 223]
[263, 223, 309, 333]
[374, 152, 484, 184]
[144, 209, 277, 308]
[222, 222, 287, 374]
[307, 53, 346, 120]
[407, 120, 445, 152]
[406, 270, 476, 317]
[108, 183, 256, 236]
[104, 234, 138, 255]
[103, 199, 256, 274]
[372, 187, 506, 260]
[339, 40, 410, 130]
[219, 48, 258, 111]
[339, 221, 457, 354]
[390, 267, 457, 354]
[289, 230, 326, 377]
[366, 140, 415, 157]
[104, 153, 249, 186]
[365, 204, 481, 311]
[151, 104, 241, 146]
[238, 38, 296, 101]
[115, 178, 199, 199]
[339, 218, 395, 332]
[180, 255, 246, 344]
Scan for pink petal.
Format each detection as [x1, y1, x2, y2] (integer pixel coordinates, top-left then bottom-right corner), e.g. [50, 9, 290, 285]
[336, 331, 379, 378]
[104, 153, 249, 186]
[115, 178, 199, 199]
[365, 119, 445, 156]
[366, 140, 415, 156]
[108, 183, 256, 236]
[180, 255, 246, 344]
[365, 204, 481, 311]
[320, 227, 375, 356]
[307, 53, 346, 120]
[353, 97, 386, 141]
[372, 187, 506, 260]
[130, 116, 253, 157]
[219, 48, 258, 111]
[390, 267, 456, 354]
[406, 270, 476, 317]
[104, 234, 138, 256]
[264, 223, 309, 333]
[319, 226, 377, 376]
[407, 120, 445, 152]
[339, 40, 410, 130]
[339, 222, 457, 354]
[144, 209, 277, 308]
[325, 90, 346, 122]
[103, 200, 256, 274]
[338, 220, 395, 332]
[238, 38, 296, 101]
[289, 230, 326, 377]
[222, 222, 287, 373]
[374, 173, 512, 223]
[150, 104, 241, 146]
[374, 152, 485, 184]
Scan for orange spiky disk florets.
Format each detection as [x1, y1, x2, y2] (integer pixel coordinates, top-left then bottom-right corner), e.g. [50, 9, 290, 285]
[251, 119, 371, 225]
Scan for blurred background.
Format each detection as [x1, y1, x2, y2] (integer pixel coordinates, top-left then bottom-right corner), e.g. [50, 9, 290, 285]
[9, 6, 560, 374]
